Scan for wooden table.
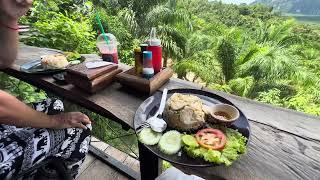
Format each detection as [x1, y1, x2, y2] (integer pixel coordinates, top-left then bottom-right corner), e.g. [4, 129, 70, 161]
[2, 45, 320, 180]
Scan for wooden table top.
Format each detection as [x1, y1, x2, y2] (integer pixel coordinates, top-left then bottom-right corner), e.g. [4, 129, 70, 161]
[2, 45, 320, 180]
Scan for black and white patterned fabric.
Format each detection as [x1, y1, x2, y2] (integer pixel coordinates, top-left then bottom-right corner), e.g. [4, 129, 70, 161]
[0, 98, 91, 180]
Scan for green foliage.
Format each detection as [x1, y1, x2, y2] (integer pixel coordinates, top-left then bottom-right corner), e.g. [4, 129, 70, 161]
[286, 93, 320, 115]
[62, 102, 139, 156]
[0, 73, 46, 104]
[256, 88, 284, 107]
[174, 50, 223, 85]
[207, 84, 232, 94]
[162, 161, 172, 171]
[89, 112, 139, 156]
[228, 76, 255, 97]
[238, 44, 298, 81]
[93, 8, 136, 64]
[217, 39, 236, 83]
[22, 12, 96, 54]
[118, 0, 191, 66]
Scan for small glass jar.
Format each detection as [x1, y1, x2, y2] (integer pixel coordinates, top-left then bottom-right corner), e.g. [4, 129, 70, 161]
[142, 51, 154, 79]
[134, 48, 143, 75]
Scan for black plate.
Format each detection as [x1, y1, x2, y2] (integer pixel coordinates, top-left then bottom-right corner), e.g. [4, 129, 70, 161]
[134, 89, 251, 167]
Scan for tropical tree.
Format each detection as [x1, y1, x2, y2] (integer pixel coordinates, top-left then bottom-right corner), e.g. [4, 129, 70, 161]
[118, 0, 192, 67]
[255, 19, 300, 48]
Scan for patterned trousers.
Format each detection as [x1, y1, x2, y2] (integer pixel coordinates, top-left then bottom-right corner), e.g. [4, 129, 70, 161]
[0, 98, 91, 179]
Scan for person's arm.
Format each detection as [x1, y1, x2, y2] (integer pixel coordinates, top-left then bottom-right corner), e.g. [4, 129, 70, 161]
[0, 0, 33, 69]
[0, 90, 91, 129]
[0, 19, 18, 69]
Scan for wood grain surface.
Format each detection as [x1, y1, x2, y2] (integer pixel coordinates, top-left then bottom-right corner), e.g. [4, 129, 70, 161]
[67, 63, 118, 80]
[175, 120, 320, 180]
[2, 45, 320, 180]
[66, 68, 122, 93]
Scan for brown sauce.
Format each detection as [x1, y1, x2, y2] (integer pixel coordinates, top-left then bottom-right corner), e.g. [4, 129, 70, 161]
[213, 111, 231, 121]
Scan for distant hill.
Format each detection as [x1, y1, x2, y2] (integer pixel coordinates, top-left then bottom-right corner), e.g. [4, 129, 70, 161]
[252, 0, 320, 15]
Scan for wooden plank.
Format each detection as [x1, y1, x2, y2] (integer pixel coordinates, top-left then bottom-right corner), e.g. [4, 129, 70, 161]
[78, 153, 96, 176]
[88, 146, 140, 180]
[104, 146, 129, 162]
[159, 77, 203, 91]
[175, 120, 320, 180]
[104, 146, 140, 180]
[77, 158, 128, 180]
[203, 87, 320, 141]
[80, 146, 139, 180]
[123, 156, 140, 173]
[91, 136, 110, 151]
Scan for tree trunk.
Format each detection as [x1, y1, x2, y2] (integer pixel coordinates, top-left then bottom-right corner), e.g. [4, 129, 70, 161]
[193, 75, 198, 82]
[163, 56, 168, 68]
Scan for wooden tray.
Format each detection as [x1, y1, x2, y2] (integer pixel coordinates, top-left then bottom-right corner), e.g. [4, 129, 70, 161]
[66, 68, 122, 93]
[116, 68, 173, 94]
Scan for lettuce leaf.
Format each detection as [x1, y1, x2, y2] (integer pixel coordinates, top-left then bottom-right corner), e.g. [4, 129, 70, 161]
[203, 150, 222, 164]
[184, 146, 207, 158]
[181, 135, 199, 148]
[182, 128, 247, 166]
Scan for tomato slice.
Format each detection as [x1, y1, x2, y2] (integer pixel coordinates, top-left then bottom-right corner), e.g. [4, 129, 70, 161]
[195, 128, 227, 150]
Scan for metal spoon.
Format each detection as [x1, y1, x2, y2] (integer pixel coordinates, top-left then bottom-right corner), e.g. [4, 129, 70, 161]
[147, 88, 168, 133]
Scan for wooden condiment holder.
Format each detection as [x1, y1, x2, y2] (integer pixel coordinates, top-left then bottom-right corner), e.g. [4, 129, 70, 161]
[116, 68, 173, 95]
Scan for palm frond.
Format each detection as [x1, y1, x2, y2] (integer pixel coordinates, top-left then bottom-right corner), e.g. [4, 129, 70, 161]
[269, 19, 294, 42]
[186, 33, 216, 56]
[118, 8, 138, 35]
[236, 40, 260, 66]
[237, 44, 299, 81]
[228, 76, 255, 97]
[146, 0, 192, 30]
[146, 5, 172, 26]
[157, 25, 187, 57]
[174, 50, 223, 84]
[174, 59, 221, 84]
[161, 35, 183, 59]
[216, 38, 236, 82]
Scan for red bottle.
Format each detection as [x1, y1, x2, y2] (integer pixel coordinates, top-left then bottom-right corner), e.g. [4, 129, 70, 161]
[147, 28, 162, 73]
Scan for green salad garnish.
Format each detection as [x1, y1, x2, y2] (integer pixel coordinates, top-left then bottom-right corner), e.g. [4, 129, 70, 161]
[182, 128, 247, 166]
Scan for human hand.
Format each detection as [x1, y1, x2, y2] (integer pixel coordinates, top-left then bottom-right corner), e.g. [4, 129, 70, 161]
[0, 0, 33, 24]
[50, 112, 92, 130]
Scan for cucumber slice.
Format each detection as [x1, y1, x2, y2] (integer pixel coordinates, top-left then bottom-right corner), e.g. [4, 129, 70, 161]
[159, 131, 182, 155]
[138, 128, 162, 145]
[182, 135, 199, 148]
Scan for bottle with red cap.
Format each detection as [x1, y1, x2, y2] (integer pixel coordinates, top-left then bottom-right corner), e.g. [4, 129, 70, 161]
[147, 27, 162, 73]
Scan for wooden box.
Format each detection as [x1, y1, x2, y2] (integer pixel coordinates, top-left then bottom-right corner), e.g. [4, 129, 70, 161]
[65, 63, 122, 93]
[116, 68, 173, 94]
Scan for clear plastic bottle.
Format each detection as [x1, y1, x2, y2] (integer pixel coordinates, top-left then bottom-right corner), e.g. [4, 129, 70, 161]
[142, 51, 154, 79]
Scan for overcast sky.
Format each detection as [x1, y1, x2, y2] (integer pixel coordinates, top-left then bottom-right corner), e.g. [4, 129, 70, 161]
[216, 0, 256, 4]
